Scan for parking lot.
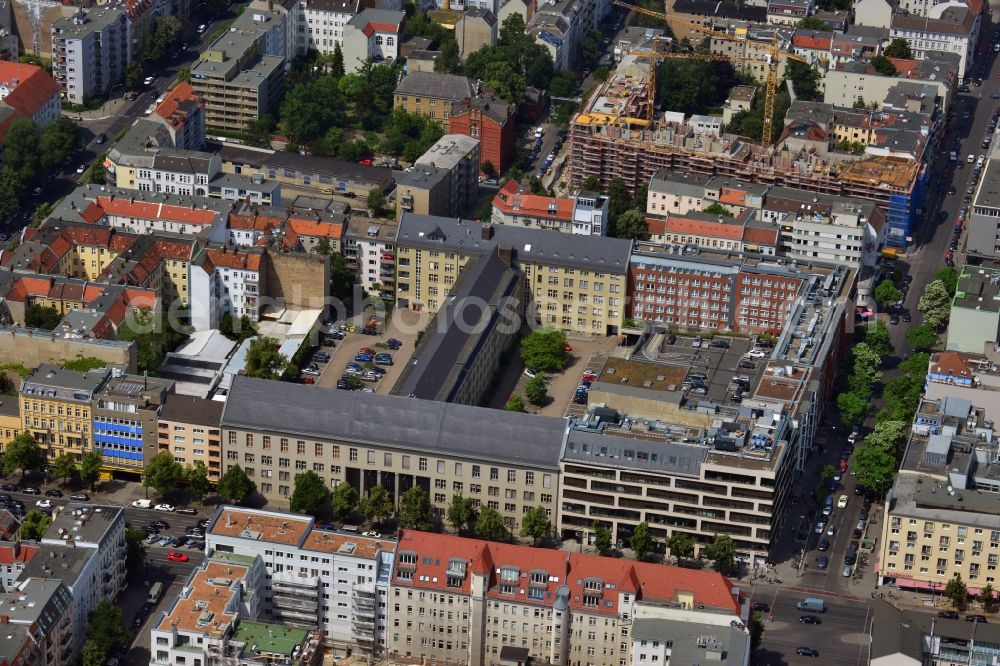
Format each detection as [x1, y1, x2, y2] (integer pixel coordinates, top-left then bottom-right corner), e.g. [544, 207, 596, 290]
[313, 309, 422, 394]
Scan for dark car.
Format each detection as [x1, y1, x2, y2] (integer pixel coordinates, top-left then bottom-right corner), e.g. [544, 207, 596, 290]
[386, 338, 403, 349]
[336, 379, 351, 390]
[902, 311, 911, 322]
[95, 133, 107, 145]
[141, 525, 160, 535]
[176, 508, 197, 515]
[948, 185, 958, 194]
[0, 484, 14, 492]
[938, 611, 960, 619]
[666, 334, 677, 345]
[44, 489, 62, 497]
[796, 648, 820, 657]
[197, 519, 210, 528]
[854, 485, 868, 496]
[151, 520, 169, 529]
[799, 615, 822, 625]
[817, 555, 829, 569]
[966, 615, 988, 623]
[133, 616, 144, 629]
[355, 354, 373, 363]
[751, 601, 770, 612]
[70, 493, 89, 501]
[817, 539, 830, 551]
[0, 494, 10, 503]
[710, 339, 730, 349]
[20, 487, 39, 495]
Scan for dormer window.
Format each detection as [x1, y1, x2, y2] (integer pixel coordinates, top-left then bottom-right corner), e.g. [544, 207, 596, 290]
[584, 577, 603, 591]
[399, 551, 417, 566]
[447, 558, 467, 578]
[530, 570, 548, 585]
[500, 566, 519, 582]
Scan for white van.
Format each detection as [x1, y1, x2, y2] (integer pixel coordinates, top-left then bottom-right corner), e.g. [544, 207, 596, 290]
[534, 126, 544, 138]
[968, 154, 976, 163]
[132, 499, 152, 508]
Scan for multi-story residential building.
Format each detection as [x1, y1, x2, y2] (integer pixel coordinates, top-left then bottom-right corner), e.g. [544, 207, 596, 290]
[871, 598, 1000, 665]
[156, 395, 224, 483]
[945, 265, 1000, 354]
[395, 166, 453, 220]
[395, 214, 631, 335]
[645, 170, 713, 217]
[51, 6, 130, 105]
[0, 61, 61, 143]
[525, 0, 581, 70]
[190, 2, 288, 132]
[890, 6, 980, 79]
[341, 9, 403, 72]
[667, 0, 767, 42]
[0, 542, 38, 591]
[189, 245, 263, 331]
[386, 530, 748, 666]
[92, 372, 172, 477]
[391, 249, 524, 405]
[823, 55, 958, 111]
[284, 214, 345, 255]
[491, 180, 609, 235]
[24, 504, 126, 653]
[967, 159, 1000, 261]
[343, 216, 397, 298]
[413, 134, 480, 216]
[0, 578, 74, 666]
[765, 0, 812, 24]
[392, 71, 477, 127]
[204, 506, 396, 657]
[448, 90, 516, 172]
[151, 82, 206, 151]
[454, 7, 497, 59]
[220, 375, 565, 529]
[878, 395, 1000, 595]
[644, 210, 779, 254]
[298, 0, 359, 55]
[19, 365, 109, 462]
[0, 397, 21, 448]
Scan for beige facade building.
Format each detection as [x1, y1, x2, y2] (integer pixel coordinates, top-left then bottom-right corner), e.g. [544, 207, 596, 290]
[393, 71, 477, 127]
[395, 166, 452, 220]
[878, 395, 1000, 595]
[395, 214, 631, 336]
[157, 396, 224, 483]
[454, 7, 497, 59]
[220, 376, 565, 531]
[19, 365, 108, 462]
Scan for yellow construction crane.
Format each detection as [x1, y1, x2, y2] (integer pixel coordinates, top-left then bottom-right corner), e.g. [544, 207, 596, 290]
[612, 0, 810, 146]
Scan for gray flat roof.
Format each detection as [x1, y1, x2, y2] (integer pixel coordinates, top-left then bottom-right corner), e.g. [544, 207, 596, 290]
[415, 134, 480, 170]
[20, 545, 92, 589]
[20, 365, 110, 403]
[974, 159, 1000, 211]
[0, 578, 71, 632]
[222, 376, 566, 469]
[564, 427, 708, 476]
[53, 6, 125, 38]
[954, 265, 1000, 313]
[397, 213, 632, 273]
[217, 145, 393, 187]
[632, 618, 749, 665]
[159, 395, 224, 426]
[42, 504, 122, 546]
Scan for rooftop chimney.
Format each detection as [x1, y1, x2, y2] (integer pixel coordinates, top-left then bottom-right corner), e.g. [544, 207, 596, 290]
[481, 224, 494, 240]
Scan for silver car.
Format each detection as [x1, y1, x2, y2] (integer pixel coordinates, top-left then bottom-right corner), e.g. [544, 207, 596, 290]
[842, 564, 853, 577]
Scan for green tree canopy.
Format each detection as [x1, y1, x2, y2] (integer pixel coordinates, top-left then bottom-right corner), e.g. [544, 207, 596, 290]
[367, 188, 387, 217]
[520, 328, 569, 373]
[837, 391, 869, 426]
[865, 419, 909, 452]
[524, 374, 548, 406]
[244, 336, 289, 379]
[219, 313, 257, 343]
[185, 461, 211, 502]
[279, 75, 347, 143]
[360, 486, 394, 526]
[658, 59, 738, 116]
[218, 464, 256, 504]
[145, 16, 182, 62]
[796, 16, 829, 30]
[946, 574, 968, 610]
[25, 304, 60, 330]
[593, 521, 613, 555]
[852, 443, 897, 495]
[380, 109, 444, 161]
[125, 526, 147, 575]
[666, 533, 695, 563]
[144, 452, 183, 496]
[125, 61, 142, 89]
[613, 209, 650, 241]
[476, 506, 509, 541]
[3, 433, 42, 479]
[873, 279, 903, 307]
[703, 202, 734, 217]
[884, 38, 913, 59]
[703, 533, 736, 571]
[84, 602, 131, 666]
[50, 453, 77, 485]
[919, 279, 952, 328]
[520, 506, 551, 545]
[935, 267, 958, 296]
[447, 494, 475, 534]
[630, 521, 655, 561]
[79, 451, 102, 490]
[399, 486, 433, 530]
[331, 482, 359, 521]
[19, 509, 51, 541]
[504, 394, 526, 412]
[905, 323, 938, 352]
[785, 60, 822, 101]
[871, 54, 898, 77]
[290, 470, 331, 516]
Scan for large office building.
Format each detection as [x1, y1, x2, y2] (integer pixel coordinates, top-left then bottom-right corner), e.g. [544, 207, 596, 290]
[51, 6, 130, 105]
[205, 506, 396, 658]
[92, 372, 173, 476]
[157, 396, 224, 483]
[395, 214, 632, 336]
[220, 376, 565, 530]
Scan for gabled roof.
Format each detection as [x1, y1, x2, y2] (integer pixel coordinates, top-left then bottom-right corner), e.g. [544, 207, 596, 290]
[394, 71, 476, 102]
[347, 8, 404, 36]
[287, 217, 345, 239]
[492, 179, 574, 222]
[153, 82, 203, 131]
[0, 62, 60, 142]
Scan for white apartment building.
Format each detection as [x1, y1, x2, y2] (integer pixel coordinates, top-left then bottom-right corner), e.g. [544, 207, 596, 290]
[51, 7, 131, 105]
[491, 180, 610, 235]
[890, 5, 979, 78]
[205, 506, 396, 658]
[343, 217, 397, 296]
[781, 200, 886, 268]
[189, 246, 263, 331]
[342, 9, 403, 72]
[645, 170, 713, 216]
[299, 0, 359, 55]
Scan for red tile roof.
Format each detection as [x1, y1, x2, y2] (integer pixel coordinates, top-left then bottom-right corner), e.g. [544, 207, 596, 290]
[930, 351, 977, 378]
[361, 20, 401, 37]
[229, 211, 285, 231]
[0, 542, 38, 566]
[200, 247, 262, 272]
[492, 179, 574, 222]
[665, 214, 744, 240]
[0, 62, 60, 143]
[742, 225, 779, 245]
[792, 33, 831, 50]
[286, 217, 344, 239]
[84, 196, 218, 226]
[392, 530, 741, 616]
[887, 57, 921, 78]
[153, 82, 203, 130]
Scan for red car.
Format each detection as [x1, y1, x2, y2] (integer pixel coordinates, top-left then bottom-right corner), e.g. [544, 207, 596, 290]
[358, 347, 376, 355]
[167, 551, 189, 562]
[358, 159, 373, 166]
[564, 344, 573, 352]
[839, 459, 849, 473]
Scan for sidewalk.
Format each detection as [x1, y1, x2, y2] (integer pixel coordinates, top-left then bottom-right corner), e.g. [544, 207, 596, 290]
[63, 96, 132, 122]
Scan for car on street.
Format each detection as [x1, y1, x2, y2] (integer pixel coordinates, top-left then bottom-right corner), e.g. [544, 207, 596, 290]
[155, 503, 175, 512]
[938, 611, 960, 619]
[815, 518, 827, 534]
[45, 489, 62, 497]
[817, 539, 830, 551]
[34, 499, 52, 509]
[838, 494, 848, 508]
[826, 523, 836, 536]
[902, 311, 911, 322]
[151, 520, 169, 530]
[751, 602, 770, 612]
[76, 164, 86, 174]
[70, 493, 89, 501]
[842, 564, 853, 577]
[799, 615, 821, 624]
[21, 487, 39, 495]
[966, 615, 988, 623]
[796, 647, 820, 657]
[176, 508, 197, 515]
[167, 551, 189, 562]
[0, 484, 13, 492]
[816, 555, 829, 569]
[890, 312, 900, 325]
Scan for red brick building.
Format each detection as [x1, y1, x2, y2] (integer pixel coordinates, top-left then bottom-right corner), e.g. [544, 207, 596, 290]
[448, 92, 516, 173]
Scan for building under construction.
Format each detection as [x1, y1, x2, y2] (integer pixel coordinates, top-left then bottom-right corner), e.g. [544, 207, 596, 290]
[567, 52, 928, 247]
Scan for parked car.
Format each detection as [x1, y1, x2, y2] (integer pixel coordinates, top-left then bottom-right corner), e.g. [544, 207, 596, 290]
[354, 354, 373, 363]
[69, 493, 89, 501]
[386, 338, 403, 349]
[176, 508, 197, 515]
[45, 489, 63, 497]
[817, 539, 830, 551]
[167, 551, 189, 562]
[799, 616, 822, 625]
[375, 354, 394, 366]
[796, 648, 819, 657]
[21, 487, 39, 495]
[966, 615, 988, 623]
[746, 349, 767, 359]
[842, 564, 853, 577]
[816, 555, 829, 569]
[151, 520, 169, 529]
[938, 611, 960, 619]
[155, 504, 175, 512]
[34, 499, 52, 509]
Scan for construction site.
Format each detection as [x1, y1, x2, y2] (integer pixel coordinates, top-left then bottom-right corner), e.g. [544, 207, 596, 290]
[565, 2, 929, 247]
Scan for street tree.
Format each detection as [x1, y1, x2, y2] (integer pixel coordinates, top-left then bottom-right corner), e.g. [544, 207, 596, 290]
[125, 526, 147, 576]
[918, 280, 952, 328]
[820, 464, 837, 483]
[290, 470, 331, 516]
[186, 461, 211, 503]
[476, 507, 509, 541]
[520, 328, 569, 373]
[524, 375, 548, 406]
[981, 583, 997, 611]
[613, 209, 649, 241]
[865, 419, 910, 452]
[704, 533, 736, 571]
[874, 279, 902, 308]
[852, 444, 897, 496]
[218, 464, 256, 504]
[3, 433, 41, 479]
[144, 452, 183, 496]
[505, 394, 526, 412]
[399, 486, 433, 530]
[935, 267, 959, 296]
[946, 574, 969, 609]
[630, 521, 655, 561]
[82, 641, 104, 666]
[244, 336, 288, 379]
[593, 521, 613, 556]
[360, 486, 394, 526]
[19, 510, 51, 541]
[666, 533, 695, 564]
[79, 451, 102, 490]
[520, 506, 550, 545]
[50, 453, 77, 485]
[836, 391, 869, 426]
[85, 602, 131, 666]
[447, 494, 475, 534]
[331, 482, 359, 522]
[905, 323, 938, 352]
